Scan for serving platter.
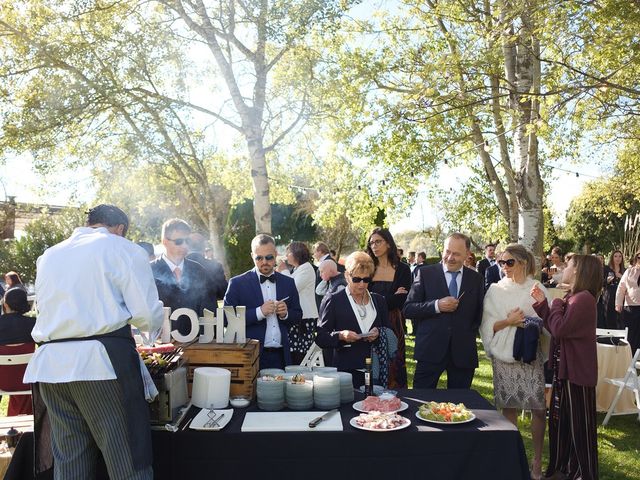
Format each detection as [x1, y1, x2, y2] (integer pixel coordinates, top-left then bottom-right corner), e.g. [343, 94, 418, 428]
[352, 400, 408, 414]
[189, 408, 233, 431]
[349, 415, 411, 432]
[414, 410, 476, 425]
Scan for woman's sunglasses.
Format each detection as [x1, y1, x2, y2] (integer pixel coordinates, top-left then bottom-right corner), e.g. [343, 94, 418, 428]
[351, 276, 372, 283]
[498, 259, 516, 267]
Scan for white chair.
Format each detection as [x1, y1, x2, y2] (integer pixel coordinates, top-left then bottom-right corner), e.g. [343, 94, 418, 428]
[0, 351, 34, 396]
[300, 342, 325, 367]
[602, 348, 640, 426]
[596, 327, 628, 342]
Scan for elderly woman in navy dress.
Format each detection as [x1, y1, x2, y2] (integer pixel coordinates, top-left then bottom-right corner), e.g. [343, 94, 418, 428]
[316, 251, 390, 387]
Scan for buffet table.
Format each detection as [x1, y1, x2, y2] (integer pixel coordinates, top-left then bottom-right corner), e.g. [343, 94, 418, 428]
[6, 389, 529, 480]
[596, 341, 637, 413]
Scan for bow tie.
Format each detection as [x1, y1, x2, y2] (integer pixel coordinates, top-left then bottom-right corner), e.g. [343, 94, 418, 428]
[260, 274, 276, 284]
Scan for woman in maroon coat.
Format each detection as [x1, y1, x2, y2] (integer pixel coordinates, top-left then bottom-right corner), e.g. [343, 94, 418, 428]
[531, 255, 600, 480]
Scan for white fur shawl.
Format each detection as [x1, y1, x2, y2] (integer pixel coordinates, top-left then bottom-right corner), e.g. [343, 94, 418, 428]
[480, 277, 550, 363]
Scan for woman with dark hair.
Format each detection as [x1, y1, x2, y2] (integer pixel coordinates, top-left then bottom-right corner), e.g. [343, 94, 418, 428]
[278, 241, 318, 364]
[0, 287, 36, 415]
[366, 227, 411, 388]
[604, 250, 625, 329]
[615, 250, 640, 353]
[531, 255, 601, 480]
[543, 247, 566, 287]
[4, 271, 27, 292]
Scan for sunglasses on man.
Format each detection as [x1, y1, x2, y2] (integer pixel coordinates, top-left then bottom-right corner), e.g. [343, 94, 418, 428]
[166, 237, 190, 246]
[254, 254, 276, 262]
[498, 259, 516, 267]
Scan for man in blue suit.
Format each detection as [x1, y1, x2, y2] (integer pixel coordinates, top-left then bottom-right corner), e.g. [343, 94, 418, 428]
[403, 233, 484, 389]
[224, 234, 302, 369]
[484, 250, 504, 291]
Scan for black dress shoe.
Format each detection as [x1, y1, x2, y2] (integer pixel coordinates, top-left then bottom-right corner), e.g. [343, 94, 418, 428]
[541, 472, 567, 480]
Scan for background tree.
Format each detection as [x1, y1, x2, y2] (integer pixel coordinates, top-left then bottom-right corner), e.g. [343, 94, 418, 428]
[152, 0, 360, 233]
[1, 208, 85, 283]
[565, 139, 640, 255]
[314, 0, 547, 257]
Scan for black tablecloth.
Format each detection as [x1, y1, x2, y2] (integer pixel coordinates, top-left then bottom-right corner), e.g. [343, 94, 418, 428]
[6, 389, 530, 480]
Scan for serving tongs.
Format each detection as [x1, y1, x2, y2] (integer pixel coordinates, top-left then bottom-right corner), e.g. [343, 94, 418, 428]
[204, 405, 225, 428]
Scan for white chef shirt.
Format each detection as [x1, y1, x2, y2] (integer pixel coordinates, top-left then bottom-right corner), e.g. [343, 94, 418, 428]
[24, 227, 164, 383]
[254, 269, 282, 348]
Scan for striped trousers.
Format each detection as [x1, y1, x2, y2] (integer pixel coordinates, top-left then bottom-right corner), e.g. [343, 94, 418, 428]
[546, 378, 599, 480]
[39, 380, 153, 480]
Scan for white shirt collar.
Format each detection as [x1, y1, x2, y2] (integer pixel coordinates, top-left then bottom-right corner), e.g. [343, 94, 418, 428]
[441, 263, 463, 275]
[162, 254, 184, 272]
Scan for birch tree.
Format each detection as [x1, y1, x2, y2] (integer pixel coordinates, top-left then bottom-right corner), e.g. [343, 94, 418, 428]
[155, 0, 358, 233]
[317, 0, 551, 255]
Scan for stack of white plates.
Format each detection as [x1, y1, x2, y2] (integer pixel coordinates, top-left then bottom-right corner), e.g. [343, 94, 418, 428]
[312, 366, 338, 374]
[259, 368, 285, 377]
[336, 371, 354, 403]
[313, 373, 341, 409]
[284, 365, 313, 374]
[257, 377, 285, 411]
[285, 380, 314, 410]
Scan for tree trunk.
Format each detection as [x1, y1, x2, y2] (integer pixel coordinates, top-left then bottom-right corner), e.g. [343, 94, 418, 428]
[246, 120, 272, 234]
[502, 2, 544, 255]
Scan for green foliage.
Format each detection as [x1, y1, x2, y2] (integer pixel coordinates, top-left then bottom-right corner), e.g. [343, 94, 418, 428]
[565, 180, 639, 254]
[223, 199, 318, 276]
[2, 208, 85, 283]
[223, 201, 256, 277]
[424, 256, 441, 266]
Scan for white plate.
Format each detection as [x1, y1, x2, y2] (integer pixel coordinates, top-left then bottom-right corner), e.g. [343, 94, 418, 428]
[189, 408, 233, 431]
[349, 415, 411, 432]
[352, 400, 408, 414]
[414, 410, 476, 425]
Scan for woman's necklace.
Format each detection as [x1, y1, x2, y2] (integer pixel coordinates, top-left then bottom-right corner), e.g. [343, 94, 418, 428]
[354, 292, 368, 319]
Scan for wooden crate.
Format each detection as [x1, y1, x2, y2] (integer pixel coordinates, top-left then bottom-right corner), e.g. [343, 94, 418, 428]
[180, 339, 259, 400]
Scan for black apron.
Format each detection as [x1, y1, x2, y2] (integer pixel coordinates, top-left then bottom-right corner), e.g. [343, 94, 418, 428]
[32, 324, 152, 475]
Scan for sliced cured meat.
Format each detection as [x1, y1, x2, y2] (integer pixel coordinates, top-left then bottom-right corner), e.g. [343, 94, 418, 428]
[137, 344, 175, 354]
[362, 395, 402, 412]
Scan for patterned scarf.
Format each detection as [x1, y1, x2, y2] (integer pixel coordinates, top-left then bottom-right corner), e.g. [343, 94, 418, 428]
[372, 326, 390, 388]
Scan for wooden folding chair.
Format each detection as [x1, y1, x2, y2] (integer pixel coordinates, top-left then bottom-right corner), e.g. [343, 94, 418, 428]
[0, 351, 34, 396]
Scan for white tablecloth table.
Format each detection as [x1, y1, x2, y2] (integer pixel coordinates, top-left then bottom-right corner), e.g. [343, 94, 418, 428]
[596, 342, 637, 413]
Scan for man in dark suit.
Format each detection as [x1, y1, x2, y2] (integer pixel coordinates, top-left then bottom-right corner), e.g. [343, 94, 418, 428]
[224, 234, 302, 369]
[313, 241, 343, 308]
[484, 250, 504, 291]
[403, 233, 484, 389]
[187, 232, 228, 302]
[151, 219, 215, 336]
[476, 243, 496, 280]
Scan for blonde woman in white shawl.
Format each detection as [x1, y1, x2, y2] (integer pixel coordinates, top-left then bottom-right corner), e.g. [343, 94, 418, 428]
[480, 244, 549, 480]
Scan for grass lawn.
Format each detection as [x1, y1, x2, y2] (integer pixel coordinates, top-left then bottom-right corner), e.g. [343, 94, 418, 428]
[405, 332, 640, 480]
[2, 335, 638, 479]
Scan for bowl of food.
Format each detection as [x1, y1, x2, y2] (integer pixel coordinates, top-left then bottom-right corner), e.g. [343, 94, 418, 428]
[229, 395, 251, 408]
